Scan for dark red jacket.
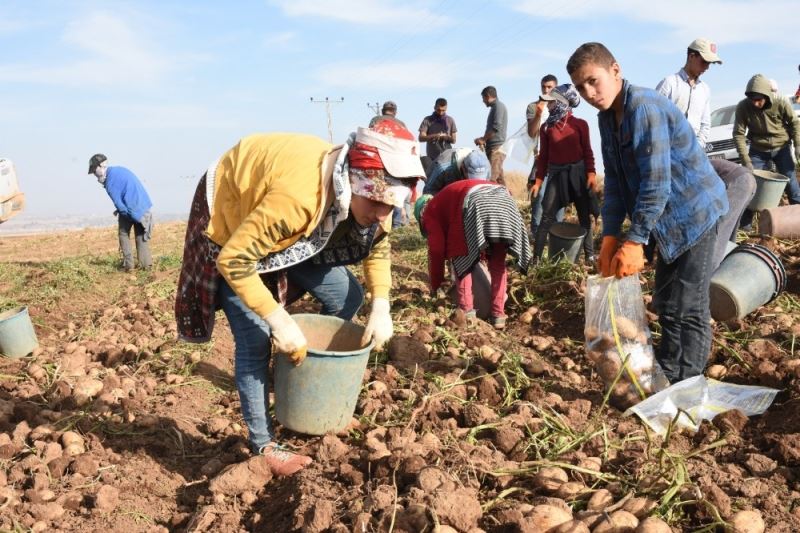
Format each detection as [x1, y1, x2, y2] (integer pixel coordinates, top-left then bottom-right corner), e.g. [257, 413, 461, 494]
[422, 179, 502, 291]
[535, 113, 595, 181]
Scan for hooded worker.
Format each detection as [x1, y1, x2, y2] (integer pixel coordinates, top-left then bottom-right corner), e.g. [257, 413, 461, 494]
[733, 74, 800, 229]
[175, 119, 423, 476]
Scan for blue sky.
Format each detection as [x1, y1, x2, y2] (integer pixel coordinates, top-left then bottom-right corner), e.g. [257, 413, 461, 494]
[2, 0, 799, 220]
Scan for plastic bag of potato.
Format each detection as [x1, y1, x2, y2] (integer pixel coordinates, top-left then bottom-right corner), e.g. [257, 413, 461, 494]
[584, 275, 670, 409]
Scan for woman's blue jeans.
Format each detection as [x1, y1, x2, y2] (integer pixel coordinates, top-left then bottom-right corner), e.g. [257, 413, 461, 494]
[218, 261, 364, 451]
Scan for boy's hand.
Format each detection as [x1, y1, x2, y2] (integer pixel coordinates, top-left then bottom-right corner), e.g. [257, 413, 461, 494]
[610, 241, 645, 278]
[598, 236, 619, 277]
[530, 178, 543, 198]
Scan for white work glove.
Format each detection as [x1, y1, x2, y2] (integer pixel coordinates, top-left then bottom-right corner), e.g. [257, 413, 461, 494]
[264, 307, 307, 365]
[361, 297, 393, 350]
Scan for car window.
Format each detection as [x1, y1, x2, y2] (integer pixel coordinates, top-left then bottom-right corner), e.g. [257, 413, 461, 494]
[711, 105, 736, 127]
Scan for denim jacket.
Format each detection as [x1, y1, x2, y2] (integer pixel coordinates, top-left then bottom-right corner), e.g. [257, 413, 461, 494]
[598, 80, 728, 264]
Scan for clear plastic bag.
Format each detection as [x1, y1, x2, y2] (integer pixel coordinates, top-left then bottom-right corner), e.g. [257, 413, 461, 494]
[626, 375, 779, 436]
[584, 275, 670, 409]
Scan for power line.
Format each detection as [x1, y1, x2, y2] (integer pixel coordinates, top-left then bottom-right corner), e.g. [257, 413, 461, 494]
[310, 97, 345, 142]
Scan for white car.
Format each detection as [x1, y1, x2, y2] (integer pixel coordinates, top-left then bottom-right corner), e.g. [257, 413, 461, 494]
[706, 100, 800, 163]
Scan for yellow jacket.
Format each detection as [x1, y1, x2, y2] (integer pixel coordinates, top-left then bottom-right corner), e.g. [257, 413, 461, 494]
[207, 133, 391, 318]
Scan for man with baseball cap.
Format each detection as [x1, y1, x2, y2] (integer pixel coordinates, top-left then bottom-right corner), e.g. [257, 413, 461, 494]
[422, 147, 490, 195]
[88, 154, 154, 271]
[656, 38, 722, 148]
[175, 118, 423, 477]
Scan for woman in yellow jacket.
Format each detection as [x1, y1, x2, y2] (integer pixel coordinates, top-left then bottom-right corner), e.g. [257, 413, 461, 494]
[176, 119, 423, 476]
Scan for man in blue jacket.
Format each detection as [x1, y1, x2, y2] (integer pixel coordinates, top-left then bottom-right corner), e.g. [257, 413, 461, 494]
[88, 154, 154, 271]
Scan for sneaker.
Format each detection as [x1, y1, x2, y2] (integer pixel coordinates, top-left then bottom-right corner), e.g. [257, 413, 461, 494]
[490, 315, 507, 330]
[464, 309, 477, 325]
[258, 442, 312, 476]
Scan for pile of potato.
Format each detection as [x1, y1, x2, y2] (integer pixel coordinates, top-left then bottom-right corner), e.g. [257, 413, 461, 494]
[585, 316, 669, 410]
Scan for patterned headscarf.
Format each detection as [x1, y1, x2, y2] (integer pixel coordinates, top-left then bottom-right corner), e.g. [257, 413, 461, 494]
[545, 84, 581, 126]
[347, 118, 421, 207]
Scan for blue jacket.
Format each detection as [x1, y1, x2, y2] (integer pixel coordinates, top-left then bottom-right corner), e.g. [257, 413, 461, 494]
[104, 166, 153, 223]
[598, 81, 728, 264]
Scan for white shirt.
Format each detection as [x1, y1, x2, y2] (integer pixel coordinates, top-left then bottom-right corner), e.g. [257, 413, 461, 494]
[656, 68, 711, 147]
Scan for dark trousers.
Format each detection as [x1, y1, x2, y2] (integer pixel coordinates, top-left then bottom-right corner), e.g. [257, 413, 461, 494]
[741, 144, 800, 228]
[533, 178, 593, 261]
[653, 221, 718, 383]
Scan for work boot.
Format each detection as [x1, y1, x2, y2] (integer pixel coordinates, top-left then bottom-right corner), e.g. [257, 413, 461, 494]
[259, 442, 312, 476]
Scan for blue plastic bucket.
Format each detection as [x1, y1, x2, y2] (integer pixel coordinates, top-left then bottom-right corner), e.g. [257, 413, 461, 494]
[748, 169, 789, 211]
[274, 314, 374, 435]
[0, 306, 39, 358]
[548, 222, 586, 263]
[710, 244, 786, 321]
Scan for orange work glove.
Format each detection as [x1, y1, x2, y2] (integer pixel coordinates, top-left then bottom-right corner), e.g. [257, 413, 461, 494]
[610, 241, 646, 278]
[530, 178, 543, 198]
[586, 171, 597, 192]
[597, 236, 619, 277]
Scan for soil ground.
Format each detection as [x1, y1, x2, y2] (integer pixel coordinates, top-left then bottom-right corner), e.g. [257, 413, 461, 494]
[1, 219, 799, 532]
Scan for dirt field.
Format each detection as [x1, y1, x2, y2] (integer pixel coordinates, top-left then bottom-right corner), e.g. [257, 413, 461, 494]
[1, 219, 800, 532]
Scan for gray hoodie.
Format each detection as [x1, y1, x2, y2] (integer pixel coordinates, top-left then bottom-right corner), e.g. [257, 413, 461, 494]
[733, 74, 800, 166]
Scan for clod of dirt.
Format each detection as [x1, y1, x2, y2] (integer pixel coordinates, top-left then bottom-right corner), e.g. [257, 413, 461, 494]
[417, 467, 457, 493]
[205, 417, 230, 436]
[394, 503, 432, 532]
[30, 502, 65, 522]
[71, 454, 100, 477]
[634, 517, 671, 533]
[726, 510, 765, 533]
[208, 456, 273, 496]
[367, 485, 395, 511]
[743, 453, 777, 477]
[699, 477, 731, 518]
[386, 336, 430, 370]
[316, 434, 349, 462]
[592, 510, 639, 533]
[462, 402, 499, 427]
[364, 430, 391, 462]
[492, 426, 524, 454]
[74, 377, 104, 398]
[94, 484, 120, 512]
[47, 456, 71, 479]
[302, 499, 334, 533]
[429, 487, 482, 532]
[712, 409, 748, 435]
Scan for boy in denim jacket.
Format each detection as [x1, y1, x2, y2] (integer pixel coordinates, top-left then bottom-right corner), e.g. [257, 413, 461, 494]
[567, 42, 728, 384]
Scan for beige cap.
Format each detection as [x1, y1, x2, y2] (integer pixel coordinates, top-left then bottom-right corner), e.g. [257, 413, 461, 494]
[688, 38, 722, 64]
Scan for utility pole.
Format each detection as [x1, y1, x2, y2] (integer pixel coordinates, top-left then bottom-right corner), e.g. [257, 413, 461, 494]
[367, 102, 381, 116]
[310, 97, 344, 143]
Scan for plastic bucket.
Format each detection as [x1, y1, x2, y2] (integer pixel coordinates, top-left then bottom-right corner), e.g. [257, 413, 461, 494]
[548, 222, 586, 263]
[759, 204, 800, 238]
[710, 244, 786, 321]
[274, 314, 374, 435]
[748, 170, 789, 211]
[0, 307, 39, 358]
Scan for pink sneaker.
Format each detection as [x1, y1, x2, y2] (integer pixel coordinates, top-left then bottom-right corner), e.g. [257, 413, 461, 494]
[259, 443, 312, 476]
